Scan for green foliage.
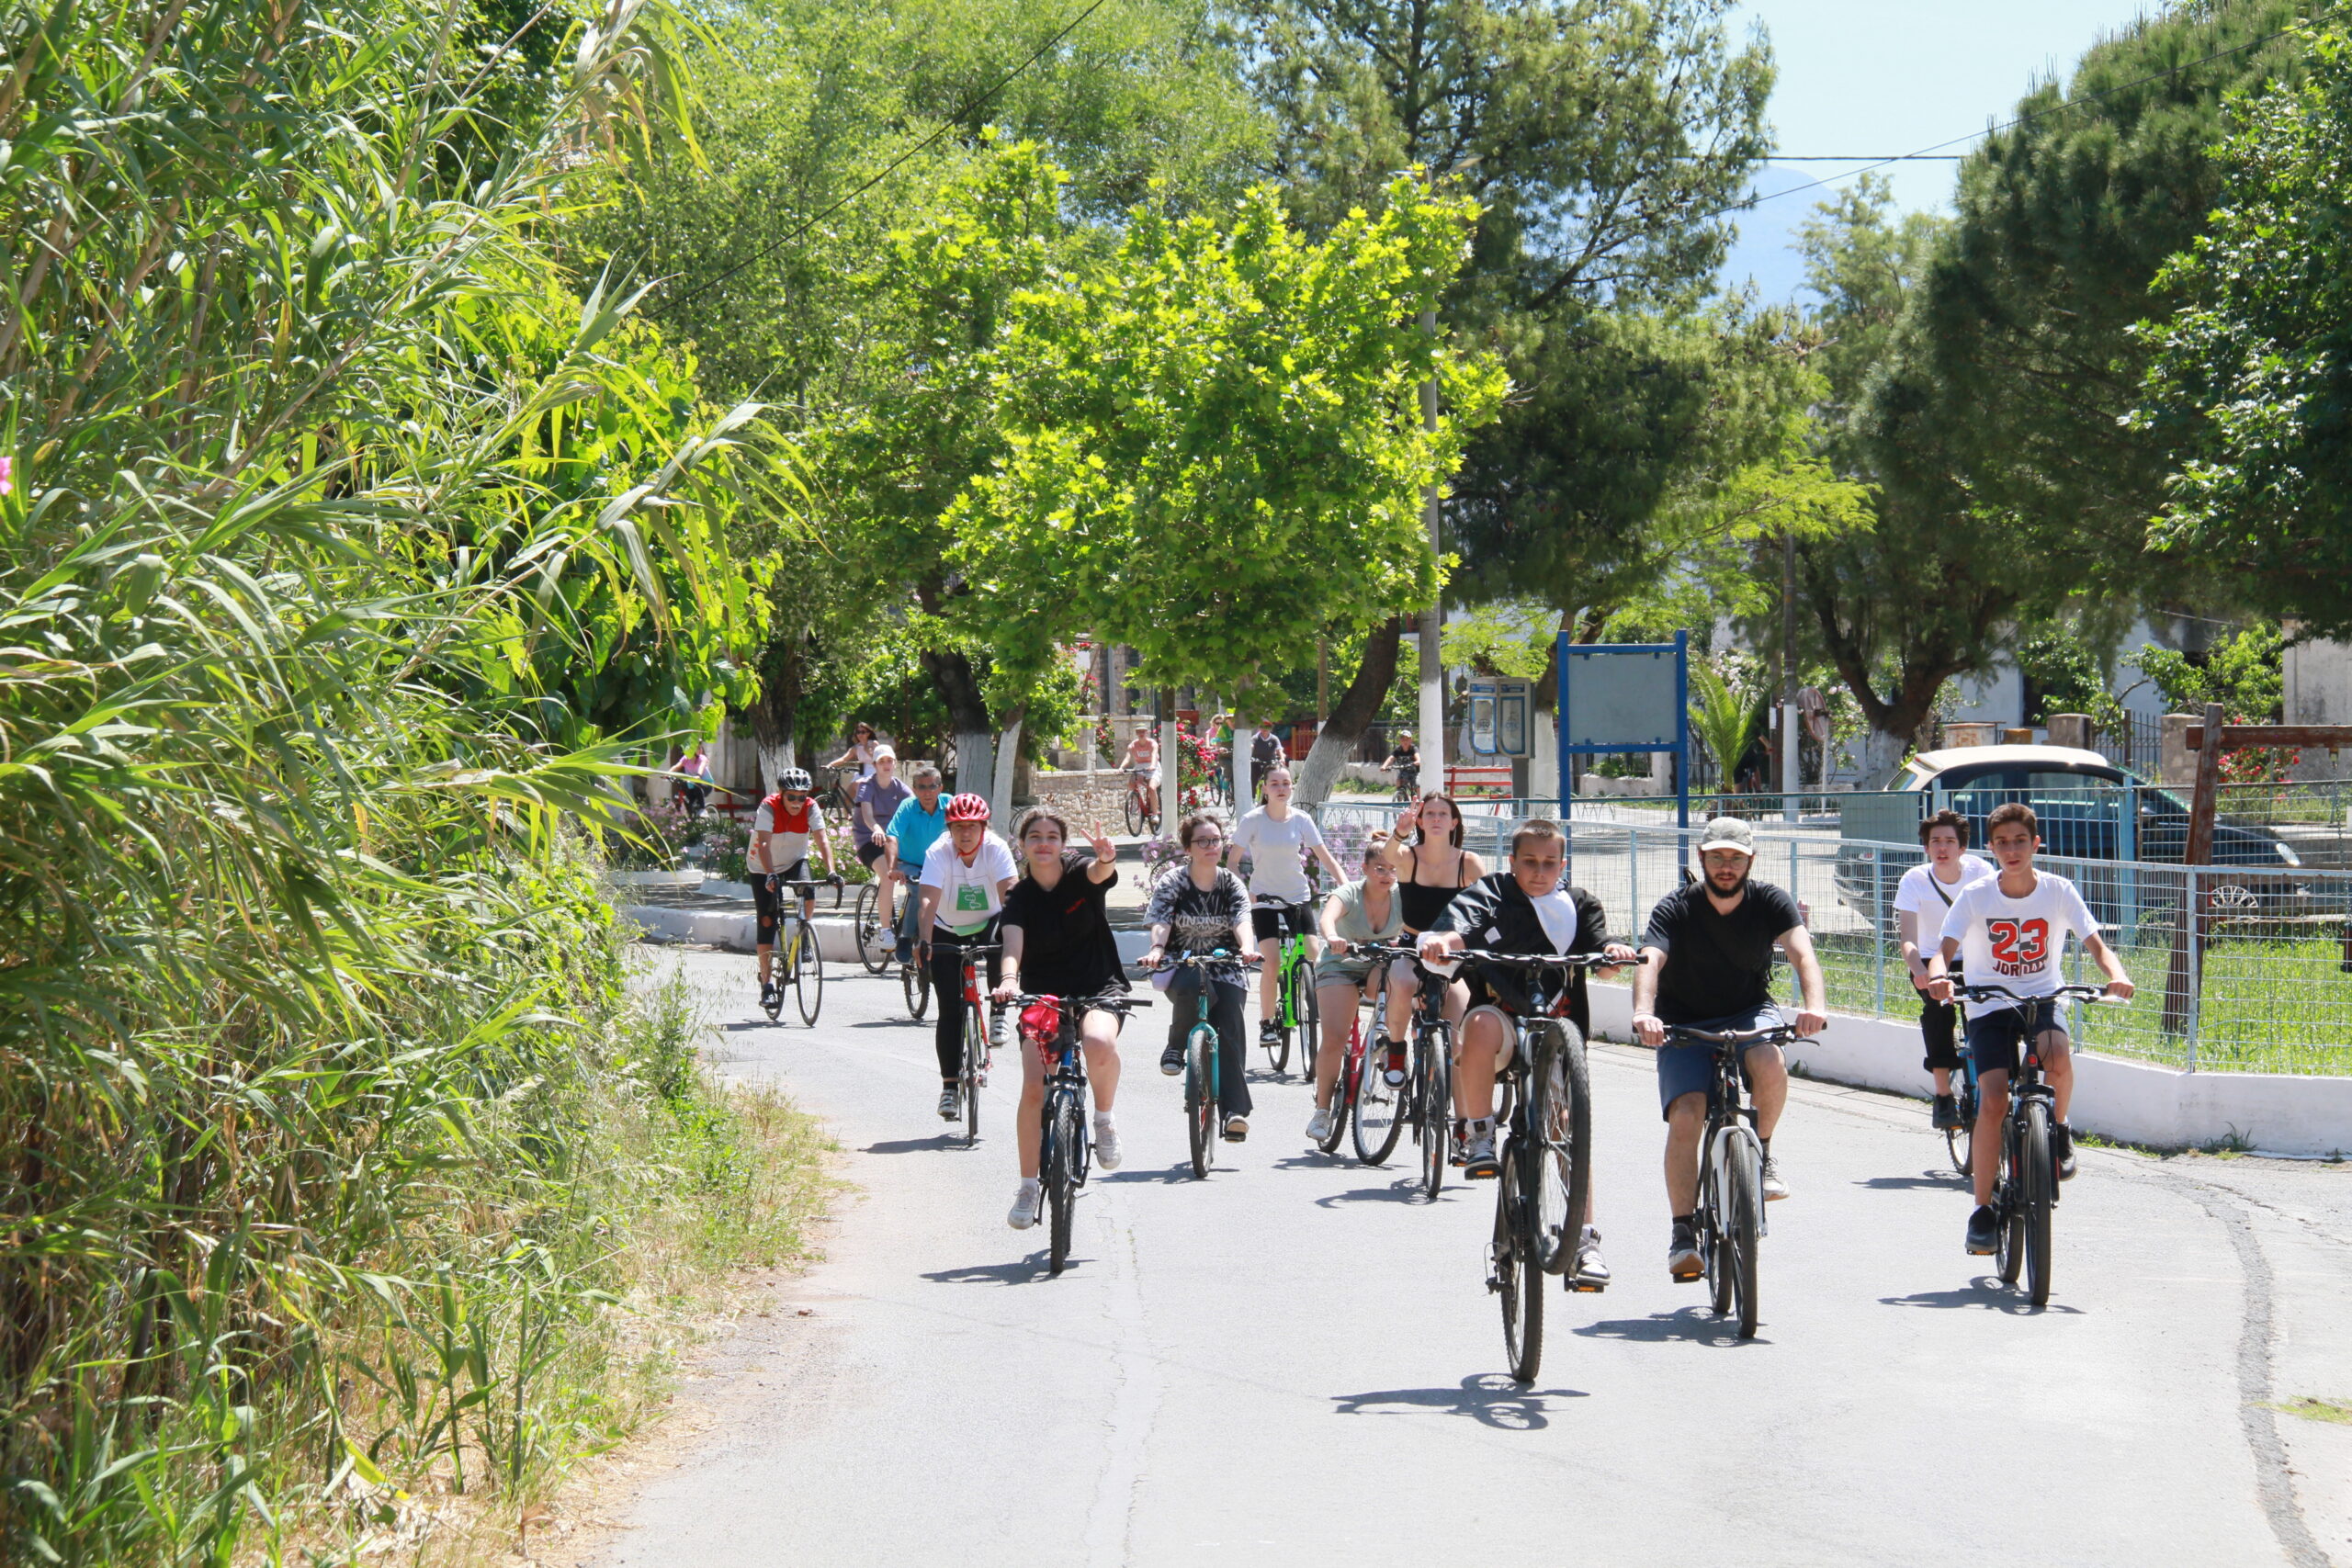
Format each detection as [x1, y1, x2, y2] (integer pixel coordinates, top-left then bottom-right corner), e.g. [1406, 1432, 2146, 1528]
[2134, 24, 2352, 635]
[1441, 600, 1554, 679]
[2016, 627, 2129, 735]
[2129, 621, 2286, 722]
[1687, 660, 1766, 788]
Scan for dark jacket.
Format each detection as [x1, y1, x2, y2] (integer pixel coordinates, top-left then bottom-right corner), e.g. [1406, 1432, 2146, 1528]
[1432, 872, 1613, 1033]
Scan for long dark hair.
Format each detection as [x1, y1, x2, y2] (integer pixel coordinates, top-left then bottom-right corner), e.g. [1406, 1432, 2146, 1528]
[1012, 807, 1072, 879]
[1408, 790, 1465, 849]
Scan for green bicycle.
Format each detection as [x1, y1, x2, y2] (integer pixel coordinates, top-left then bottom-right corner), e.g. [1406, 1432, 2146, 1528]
[1253, 895, 1319, 1077]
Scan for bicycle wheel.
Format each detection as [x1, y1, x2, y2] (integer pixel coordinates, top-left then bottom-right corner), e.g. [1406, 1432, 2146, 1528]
[1295, 955, 1319, 1078]
[1351, 1032, 1404, 1166]
[1047, 1092, 1082, 1276]
[1996, 1121, 2026, 1285]
[903, 954, 931, 1020]
[1124, 788, 1144, 837]
[1186, 1025, 1216, 1179]
[960, 1022, 982, 1148]
[1946, 1089, 1975, 1178]
[1530, 1021, 1593, 1277]
[792, 919, 824, 1025]
[1496, 1139, 1544, 1382]
[1704, 1141, 1734, 1316]
[1418, 1025, 1452, 1200]
[1317, 1028, 1353, 1156]
[1723, 1132, 1762, 1338]
[854, 883, 890, 974]
[2020, 1101, 2054, 1306]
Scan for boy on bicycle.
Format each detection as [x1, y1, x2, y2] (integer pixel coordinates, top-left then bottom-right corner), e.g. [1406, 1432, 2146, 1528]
[1417, 818, 1636, 1287]
[1925, 802, 2132, 1256]
[1629, 816, 1826, 1282]
[751, 767, 842, 1010]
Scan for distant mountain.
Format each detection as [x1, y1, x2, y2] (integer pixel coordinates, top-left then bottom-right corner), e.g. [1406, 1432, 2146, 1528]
[1715, 164, 1832, 306]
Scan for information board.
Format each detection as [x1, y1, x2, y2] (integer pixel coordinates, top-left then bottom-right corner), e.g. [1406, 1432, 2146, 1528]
[1557, 632, 1690, 829]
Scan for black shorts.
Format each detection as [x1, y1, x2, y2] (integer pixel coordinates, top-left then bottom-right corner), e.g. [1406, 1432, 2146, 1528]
[752, 860, 808, 942]
[1919, 990, 1962, 1073]
[1964, 1000, 2067, 1078]
[854, 840, 888, 869]
[1251, 902, 1314, 942]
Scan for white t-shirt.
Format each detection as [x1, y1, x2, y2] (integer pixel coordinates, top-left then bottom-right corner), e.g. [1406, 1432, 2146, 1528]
[1530, 887, 1581, 953]
[1233, 807, 1326, 904]
[752, 796, 824, 869]
[920, 831, 1018, 935]
[1938, 870, 2098, 1018]
[1894, 855, 1995, 924]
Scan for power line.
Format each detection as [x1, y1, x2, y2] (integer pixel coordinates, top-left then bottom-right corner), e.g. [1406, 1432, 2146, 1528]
[670, 0, 1113, 309]
[1771, 155, 1962, 162]
[1735, 3, 2338, 216]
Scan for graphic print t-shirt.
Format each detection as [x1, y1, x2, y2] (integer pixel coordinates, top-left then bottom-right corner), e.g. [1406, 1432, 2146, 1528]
[1938, 871, 2098, 1019]
[752, 795, 824, 869]
[921, 832, 1018, 935]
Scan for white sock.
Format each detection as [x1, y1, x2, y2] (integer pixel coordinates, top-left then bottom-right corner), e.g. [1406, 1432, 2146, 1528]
[1018, 1177, 1040, 1194]
[1092, 1111, 1115, 1130]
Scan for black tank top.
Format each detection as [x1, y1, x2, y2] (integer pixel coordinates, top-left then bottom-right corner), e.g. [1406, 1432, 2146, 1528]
[1397, 843, 1469, 931]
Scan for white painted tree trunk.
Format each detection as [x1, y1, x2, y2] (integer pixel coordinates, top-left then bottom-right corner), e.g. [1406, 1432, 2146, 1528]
[1234, 730, 1250, 811]
[1159, 711, 1179, 838]
[990, 718, 1023, 823]
[952, 728, 992, 798]
[756, 738, 796, 795]
[1294, 730, 1350, 806]
[1859, 726, 1910, 789]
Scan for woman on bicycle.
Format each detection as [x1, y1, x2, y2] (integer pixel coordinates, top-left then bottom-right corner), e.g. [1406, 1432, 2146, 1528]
[1377, 790, 1484, 1052]
[992, 809, 1128, 1229]
[1229, 766, 1349, 1049]
[916, 793, 1018, 1123]
[1305, 833, 1405, 1144]
[825, 721, 881, 784]
[1141, 812, 1257, 1141]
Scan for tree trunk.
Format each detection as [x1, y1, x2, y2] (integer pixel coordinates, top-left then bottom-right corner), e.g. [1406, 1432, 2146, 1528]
[747, 630, 803, 794]
[990, 714, 1023, 822]
[919, 646, 993, 795]
[1295, 616, 1406, 806]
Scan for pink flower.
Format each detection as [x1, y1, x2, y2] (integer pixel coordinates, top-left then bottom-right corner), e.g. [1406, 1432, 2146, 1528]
[0, 456, 11, 497]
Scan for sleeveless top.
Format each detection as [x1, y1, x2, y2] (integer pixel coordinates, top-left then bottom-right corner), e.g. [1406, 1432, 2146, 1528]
[1397, 840, 1474, 931]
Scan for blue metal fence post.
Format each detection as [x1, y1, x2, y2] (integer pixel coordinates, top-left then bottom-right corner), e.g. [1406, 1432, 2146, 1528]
[1871, 848, 1885, 1015]
[1630, 827, 1641, 933]
[1673, 629, 1690, 830]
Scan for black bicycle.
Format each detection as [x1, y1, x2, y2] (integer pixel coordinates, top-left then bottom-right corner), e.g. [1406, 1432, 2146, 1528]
[854, 879, 896, 975]
[1660, 1016, 1807, 1339]
[1012, 989, 1150, 1276]
[1954, 982, 2120, 1307]
[1454, 950, 1621, 1382]
[1389, 953, 1455, 1201]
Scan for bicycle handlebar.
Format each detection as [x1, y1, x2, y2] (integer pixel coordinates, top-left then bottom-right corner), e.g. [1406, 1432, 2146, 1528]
[1451, 947, 1648, 970]
[767, 876, 848, 908]
[1662, 1020, 1810, 1047]
[1953, 981, 2124, 1005]
[1007, 991, 1153, 1012]
[1138, 950, 1263, 971]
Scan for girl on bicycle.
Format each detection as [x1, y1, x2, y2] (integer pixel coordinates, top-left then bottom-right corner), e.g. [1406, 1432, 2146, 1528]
[825, 720, 881, 784]
[1141, 812, 1258, 1142]
[993, 809, 1127, 1230]
[1378, 790, 1483, 1049]
[1305, 833, 1405, 1145]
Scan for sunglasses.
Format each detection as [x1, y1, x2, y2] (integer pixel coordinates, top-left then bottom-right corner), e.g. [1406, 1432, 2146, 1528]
[782, 791, 808, 801]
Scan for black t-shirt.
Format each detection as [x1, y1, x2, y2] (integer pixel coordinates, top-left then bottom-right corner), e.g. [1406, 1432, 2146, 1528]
[1000, 854, 1126, 1000]
[1641, 879, 1803, 1025]
[1250, 730, 1283, 766]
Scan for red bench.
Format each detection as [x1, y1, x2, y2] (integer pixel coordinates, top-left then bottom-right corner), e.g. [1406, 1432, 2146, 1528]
[1445, 764, 1514, 799]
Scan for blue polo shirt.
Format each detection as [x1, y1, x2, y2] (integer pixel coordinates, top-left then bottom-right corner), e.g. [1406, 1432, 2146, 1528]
[886, 795, 948, 869]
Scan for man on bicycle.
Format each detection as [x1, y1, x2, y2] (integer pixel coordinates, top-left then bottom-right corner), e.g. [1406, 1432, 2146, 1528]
[751, 768, 842, 1011]
[1123, 728, 1161, 823]
[882, 762, 948, 963]
[1925, 802, 2132, 1256]
[1228, 766, 1349, 1049]
[1383, 731, 1419, 796]
[1630, 816, 1826, 1282]
[1248, 720, 1283, 800]
[916, 794, 1019, 1122]
[1896, 808, 1994, 1132]
[1418, 818, 1636, 1287]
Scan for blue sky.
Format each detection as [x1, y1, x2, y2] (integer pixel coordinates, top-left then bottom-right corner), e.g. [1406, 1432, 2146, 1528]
[1720, 1, 2163, 300]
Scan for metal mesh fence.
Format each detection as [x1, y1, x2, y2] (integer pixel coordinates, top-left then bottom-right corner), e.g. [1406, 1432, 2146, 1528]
[1314, 800, 2352, 1077]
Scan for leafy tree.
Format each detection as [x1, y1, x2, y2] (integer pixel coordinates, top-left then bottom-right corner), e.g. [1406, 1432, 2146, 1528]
[1688, 660, 1765, 790]
[2015, 627, 2129, 735]
[2133, 24, 2352, 634]
[2128, 620, 2286, 721]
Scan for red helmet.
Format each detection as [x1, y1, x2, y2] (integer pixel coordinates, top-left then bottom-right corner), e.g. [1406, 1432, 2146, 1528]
[944, 792, 991, 823]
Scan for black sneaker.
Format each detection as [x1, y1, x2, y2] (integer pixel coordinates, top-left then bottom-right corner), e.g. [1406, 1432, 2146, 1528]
[1931, 1093, 1960, 1132]
[759, 980, 778, 1010]
[1258, 1021, 1282, 1046]
[1965, 1204, 1999, 1255]
[1667, 1222, 1702, 1281]
[2052, 1122, 2077, 1181]
[1159, 1043, 1185, 1077]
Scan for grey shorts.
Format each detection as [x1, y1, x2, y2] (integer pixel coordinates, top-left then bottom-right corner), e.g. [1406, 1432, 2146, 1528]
[1656, 1006, 1783, 1119]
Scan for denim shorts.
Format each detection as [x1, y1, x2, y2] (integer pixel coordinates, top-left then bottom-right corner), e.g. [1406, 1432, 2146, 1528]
[1656, 1006, 1783, 1120]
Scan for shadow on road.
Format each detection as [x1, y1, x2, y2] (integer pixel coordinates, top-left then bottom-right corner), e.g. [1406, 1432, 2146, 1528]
[921, 1254, 1070, 1286]
[1313, 1181, 1428, 1207]
[1098, 1166, 1217, 1184]
[1880, 1281, 2086, 1315]
[1573, 1306, 1769, 1347]
[1856, 1172, 1970, 1190]
[862, 1135, 963, 1155]
[1332, 1374, 1588, 1430]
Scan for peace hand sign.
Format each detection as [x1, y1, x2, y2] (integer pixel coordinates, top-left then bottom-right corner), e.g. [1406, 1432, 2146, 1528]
[1088, 821, 1116, 865]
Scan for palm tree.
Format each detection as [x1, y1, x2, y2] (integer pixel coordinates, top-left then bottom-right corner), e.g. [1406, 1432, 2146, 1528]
[1688, 662, 1765, 801]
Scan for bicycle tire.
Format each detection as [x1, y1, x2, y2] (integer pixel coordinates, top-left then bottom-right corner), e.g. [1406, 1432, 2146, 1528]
[1996, 1121, 2026, 1286]
[2021, 1101, 2054, 1306]
[1946, 1116, 1973, 1178]
[1186, 1025, 1216, 1179]
[1124, 789, 1144, 837]
[1317, 1026, 1353, 1156]
[1497, 1139, 1544, 1382]
[1530, 1021, 1593, 1277]
[1047, 1092, 1082, 1276]
[854, 883, 890, 974]
[1295, 954, 1318, 1078]
[1704, 1138, 1734, 1317]
[903, 956, 931, 1021]
[1419, 1024, 1452, 1200]
[1724, 1132, 1762, 1338]
[1351, 1032, 1404, 1165]
[792, 919, 824, 1026]
[961, 1021, 982, 1148]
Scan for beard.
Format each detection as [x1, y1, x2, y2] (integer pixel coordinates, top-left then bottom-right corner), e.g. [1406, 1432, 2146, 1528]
[1706, 863, 1752, 899]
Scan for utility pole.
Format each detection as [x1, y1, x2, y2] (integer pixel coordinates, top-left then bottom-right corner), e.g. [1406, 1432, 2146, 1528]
[1781, 532, 1799, 822]
[1418, 306, 1444, 792]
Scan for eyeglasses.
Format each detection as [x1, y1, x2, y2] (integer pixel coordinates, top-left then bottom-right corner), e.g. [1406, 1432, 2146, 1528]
[915, 783, 941, 791]
[1188, 836, 1227, 848]
[1701, 850, 1749, 865]
[782, 791, 808, 801]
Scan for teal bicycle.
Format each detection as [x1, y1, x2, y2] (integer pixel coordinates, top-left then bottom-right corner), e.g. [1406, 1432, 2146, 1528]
[1253, 894, 1319, 1077]
[1151, 951, 1258, 1179]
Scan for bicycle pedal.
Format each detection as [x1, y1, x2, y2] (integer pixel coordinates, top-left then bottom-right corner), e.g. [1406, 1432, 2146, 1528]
[1570, 1279, 1608, 1293]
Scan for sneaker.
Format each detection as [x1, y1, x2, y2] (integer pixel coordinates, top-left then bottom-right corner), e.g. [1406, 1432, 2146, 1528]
[1380, 1037, 1407, 1086]
[1965, 1204, 1999, 1255]
[1222, 1114, 1249, 1143]
[1760, 1154, 1790, 1201]
[1462, 1122, 1498, 1180]
[1931, 1093, 1961, 1132]
[2052, 1122, 2077, 1181]
[759, 980, 778, 1009]
[1306, 1107, 1334, 1144]
[1008, 1181, 1041, 1230]
[1258, 1021, 1282, 1047]
[894, 941, 914, 965]
[937, 1087, 960, 1121]
[1668, 1221, 1702, 1281]
[1093, 1116, 1123, 1171]
[988, 1009, 1009, 1051]
[1572, 1226, 1611, 1291]
[1159, 1043, 1185, 1077]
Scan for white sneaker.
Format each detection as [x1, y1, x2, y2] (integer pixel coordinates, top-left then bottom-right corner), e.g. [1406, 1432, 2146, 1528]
[1306, 1107, 1334, 1144]
[1093, 1116, 1123, 1171]
[1761, 1154, 1790, 1201]
[1008, 1181, 1041, 1230]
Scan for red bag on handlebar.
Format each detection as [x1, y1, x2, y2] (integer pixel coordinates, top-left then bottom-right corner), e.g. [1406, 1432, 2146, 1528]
[1021, 998, 1062, 1048]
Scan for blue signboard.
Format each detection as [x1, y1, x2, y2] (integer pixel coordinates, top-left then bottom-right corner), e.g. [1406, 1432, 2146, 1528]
[1557, 631, 1690, 829]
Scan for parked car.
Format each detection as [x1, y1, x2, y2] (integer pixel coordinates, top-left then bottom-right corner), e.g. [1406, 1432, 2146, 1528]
[1832, 745, 2316, 928]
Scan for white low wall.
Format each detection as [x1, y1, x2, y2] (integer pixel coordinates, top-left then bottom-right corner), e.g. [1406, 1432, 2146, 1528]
[1584, 982, 2352, 1159]
[619, 907, 868, 964]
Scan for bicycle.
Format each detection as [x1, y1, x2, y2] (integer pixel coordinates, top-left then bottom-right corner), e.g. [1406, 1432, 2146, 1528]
[1012, 990, 1152, 1275]
[1660, 1014, 1809, 1340]
[1254, 894, 1319, 1077]
[854, 879, 895, 975]
[1955, 982, 2119, 1307]
[1122, 771, 1161, 837]
[1147, 951, 1259, 1179]
[1390, 764, 1419, 805]
[1386, 954, 1456, 1201]
[1329, 946, 1419, 1164]
[941, 941, 1002, 1146]
[1945, 1038, 1982, 1177]
[762, 877, 842, 1026]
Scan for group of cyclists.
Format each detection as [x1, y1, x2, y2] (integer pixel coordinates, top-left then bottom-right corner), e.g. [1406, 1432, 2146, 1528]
[740, 750, 2133, 1273]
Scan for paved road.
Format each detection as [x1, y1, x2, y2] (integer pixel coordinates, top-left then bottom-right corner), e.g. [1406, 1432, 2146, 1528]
[592, 950, 2352, 1568]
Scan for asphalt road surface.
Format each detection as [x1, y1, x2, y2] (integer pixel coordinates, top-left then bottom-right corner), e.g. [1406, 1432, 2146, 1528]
[590, 949, 2352, 1568]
